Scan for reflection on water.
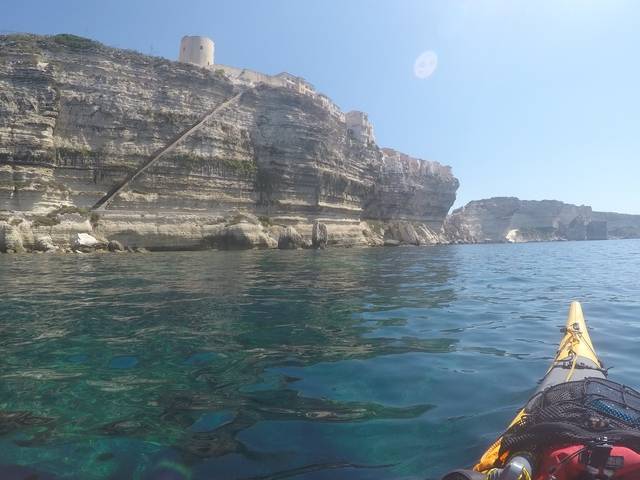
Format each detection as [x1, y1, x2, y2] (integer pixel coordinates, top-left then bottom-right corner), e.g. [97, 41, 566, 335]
[1, 241, 640, 479]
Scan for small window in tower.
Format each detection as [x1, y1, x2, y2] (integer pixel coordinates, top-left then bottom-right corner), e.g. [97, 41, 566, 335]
[200, 45, 203, 50]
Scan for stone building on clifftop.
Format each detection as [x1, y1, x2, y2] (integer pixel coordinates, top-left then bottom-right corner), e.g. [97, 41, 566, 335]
[346, 111, 376, 144]
[177, 35, 387, 132]
[178, 35, 215, 67]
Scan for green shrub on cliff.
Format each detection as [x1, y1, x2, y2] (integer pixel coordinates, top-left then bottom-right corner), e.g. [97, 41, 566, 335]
[0, 180, 29, 190]
[172, 153, 257, 176]
[32, 215, 60, 227]
[50, 205, 90, 216]
[220, 157, 257, 176]
[6, 33, 35, 43]
[51, 34, 100, 51]
[2, 34, 41, 57]
[31, 206, 94, 228]
[171, 153, 202, 169]
[56, 146, 97, 163]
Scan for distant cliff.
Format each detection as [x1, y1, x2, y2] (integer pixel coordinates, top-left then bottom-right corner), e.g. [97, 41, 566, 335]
[445, 197, 640, 243]
[0, 34, 458, 252]
[591, 211, 640, 239]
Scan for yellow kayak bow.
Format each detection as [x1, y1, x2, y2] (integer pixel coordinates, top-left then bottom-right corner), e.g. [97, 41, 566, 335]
[474, 301, 604, 472]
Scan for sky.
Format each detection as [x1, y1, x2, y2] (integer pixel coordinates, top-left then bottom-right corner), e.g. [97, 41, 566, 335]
[4, 0, 640, 213]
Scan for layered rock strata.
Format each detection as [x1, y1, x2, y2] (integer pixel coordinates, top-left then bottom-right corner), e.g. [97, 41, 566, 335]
[0, 34, 458, 252]
[445, 197, 640, 243]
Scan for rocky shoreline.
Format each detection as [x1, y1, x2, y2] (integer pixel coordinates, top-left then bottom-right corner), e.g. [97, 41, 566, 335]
[0, 208, 450, 254]
[4, 200, 639, 254]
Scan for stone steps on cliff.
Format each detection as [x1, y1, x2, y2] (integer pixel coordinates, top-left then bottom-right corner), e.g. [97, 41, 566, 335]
[92, 90, 246, 211]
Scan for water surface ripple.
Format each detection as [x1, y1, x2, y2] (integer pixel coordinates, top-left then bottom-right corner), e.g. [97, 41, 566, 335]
[1, 240, 640, 479]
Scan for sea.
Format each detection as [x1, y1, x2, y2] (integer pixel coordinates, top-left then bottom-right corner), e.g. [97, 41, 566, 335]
[1, 239, 639, 479]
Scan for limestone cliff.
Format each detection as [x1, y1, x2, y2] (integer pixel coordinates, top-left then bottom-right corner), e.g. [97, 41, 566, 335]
[591, 211, 640, 239]
[0, 34, 458, 252]
[445, 197, 640, 243]
[365, 148, 458, 228]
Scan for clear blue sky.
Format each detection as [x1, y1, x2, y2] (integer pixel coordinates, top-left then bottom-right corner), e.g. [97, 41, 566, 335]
[4, 0, 640, 213]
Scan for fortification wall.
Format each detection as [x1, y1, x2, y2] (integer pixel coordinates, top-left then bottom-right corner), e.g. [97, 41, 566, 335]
[175, 36, 357, 136]
[215, 66, 346, 122]
[214, 64, 285, 88]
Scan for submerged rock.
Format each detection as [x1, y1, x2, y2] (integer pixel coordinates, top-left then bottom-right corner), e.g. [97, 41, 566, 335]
[0, 464, 58, 480]
[101, 419, 144, 435]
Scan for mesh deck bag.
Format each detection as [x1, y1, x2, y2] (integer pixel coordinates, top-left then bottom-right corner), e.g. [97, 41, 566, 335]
[499, 378, 640, 456]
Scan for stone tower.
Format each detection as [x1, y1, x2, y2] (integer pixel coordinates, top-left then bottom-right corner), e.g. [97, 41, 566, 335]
[178, 36, 214, 68]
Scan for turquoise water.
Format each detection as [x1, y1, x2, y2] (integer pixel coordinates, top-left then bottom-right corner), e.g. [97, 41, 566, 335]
[1, 240, 640, 479]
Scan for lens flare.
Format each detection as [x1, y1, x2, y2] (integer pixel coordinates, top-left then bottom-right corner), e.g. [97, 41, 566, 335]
[413, 50, 438, 79]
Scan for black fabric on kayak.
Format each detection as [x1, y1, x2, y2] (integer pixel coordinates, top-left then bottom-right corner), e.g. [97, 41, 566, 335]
[500, 378, 640, 457]
[535, 356, 605, 393]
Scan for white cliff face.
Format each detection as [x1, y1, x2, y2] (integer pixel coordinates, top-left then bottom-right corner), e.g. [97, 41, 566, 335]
[365, 148, 458, 229]
[0, 34, 459, 252]
[445, 197, 640, 243]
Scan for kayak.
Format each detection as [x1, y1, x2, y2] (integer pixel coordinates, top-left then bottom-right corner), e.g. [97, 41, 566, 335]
[474, 301, 606, 473]
[443, 301, 640, 480]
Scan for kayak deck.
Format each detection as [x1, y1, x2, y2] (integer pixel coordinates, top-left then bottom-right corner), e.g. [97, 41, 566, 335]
[474, 301, 605, 472]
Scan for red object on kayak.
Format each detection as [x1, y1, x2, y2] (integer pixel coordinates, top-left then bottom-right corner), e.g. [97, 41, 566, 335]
[536, 444, 640, 479]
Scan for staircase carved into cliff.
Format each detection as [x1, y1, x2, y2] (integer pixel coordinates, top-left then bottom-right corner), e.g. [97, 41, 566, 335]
[92, 90, 246, 211]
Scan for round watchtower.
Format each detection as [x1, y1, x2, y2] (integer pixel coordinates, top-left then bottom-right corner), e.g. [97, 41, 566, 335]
[178, 35, 214, 68]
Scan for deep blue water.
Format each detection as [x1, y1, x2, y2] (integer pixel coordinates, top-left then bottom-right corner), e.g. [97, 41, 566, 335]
[1, 240, 640, 479]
